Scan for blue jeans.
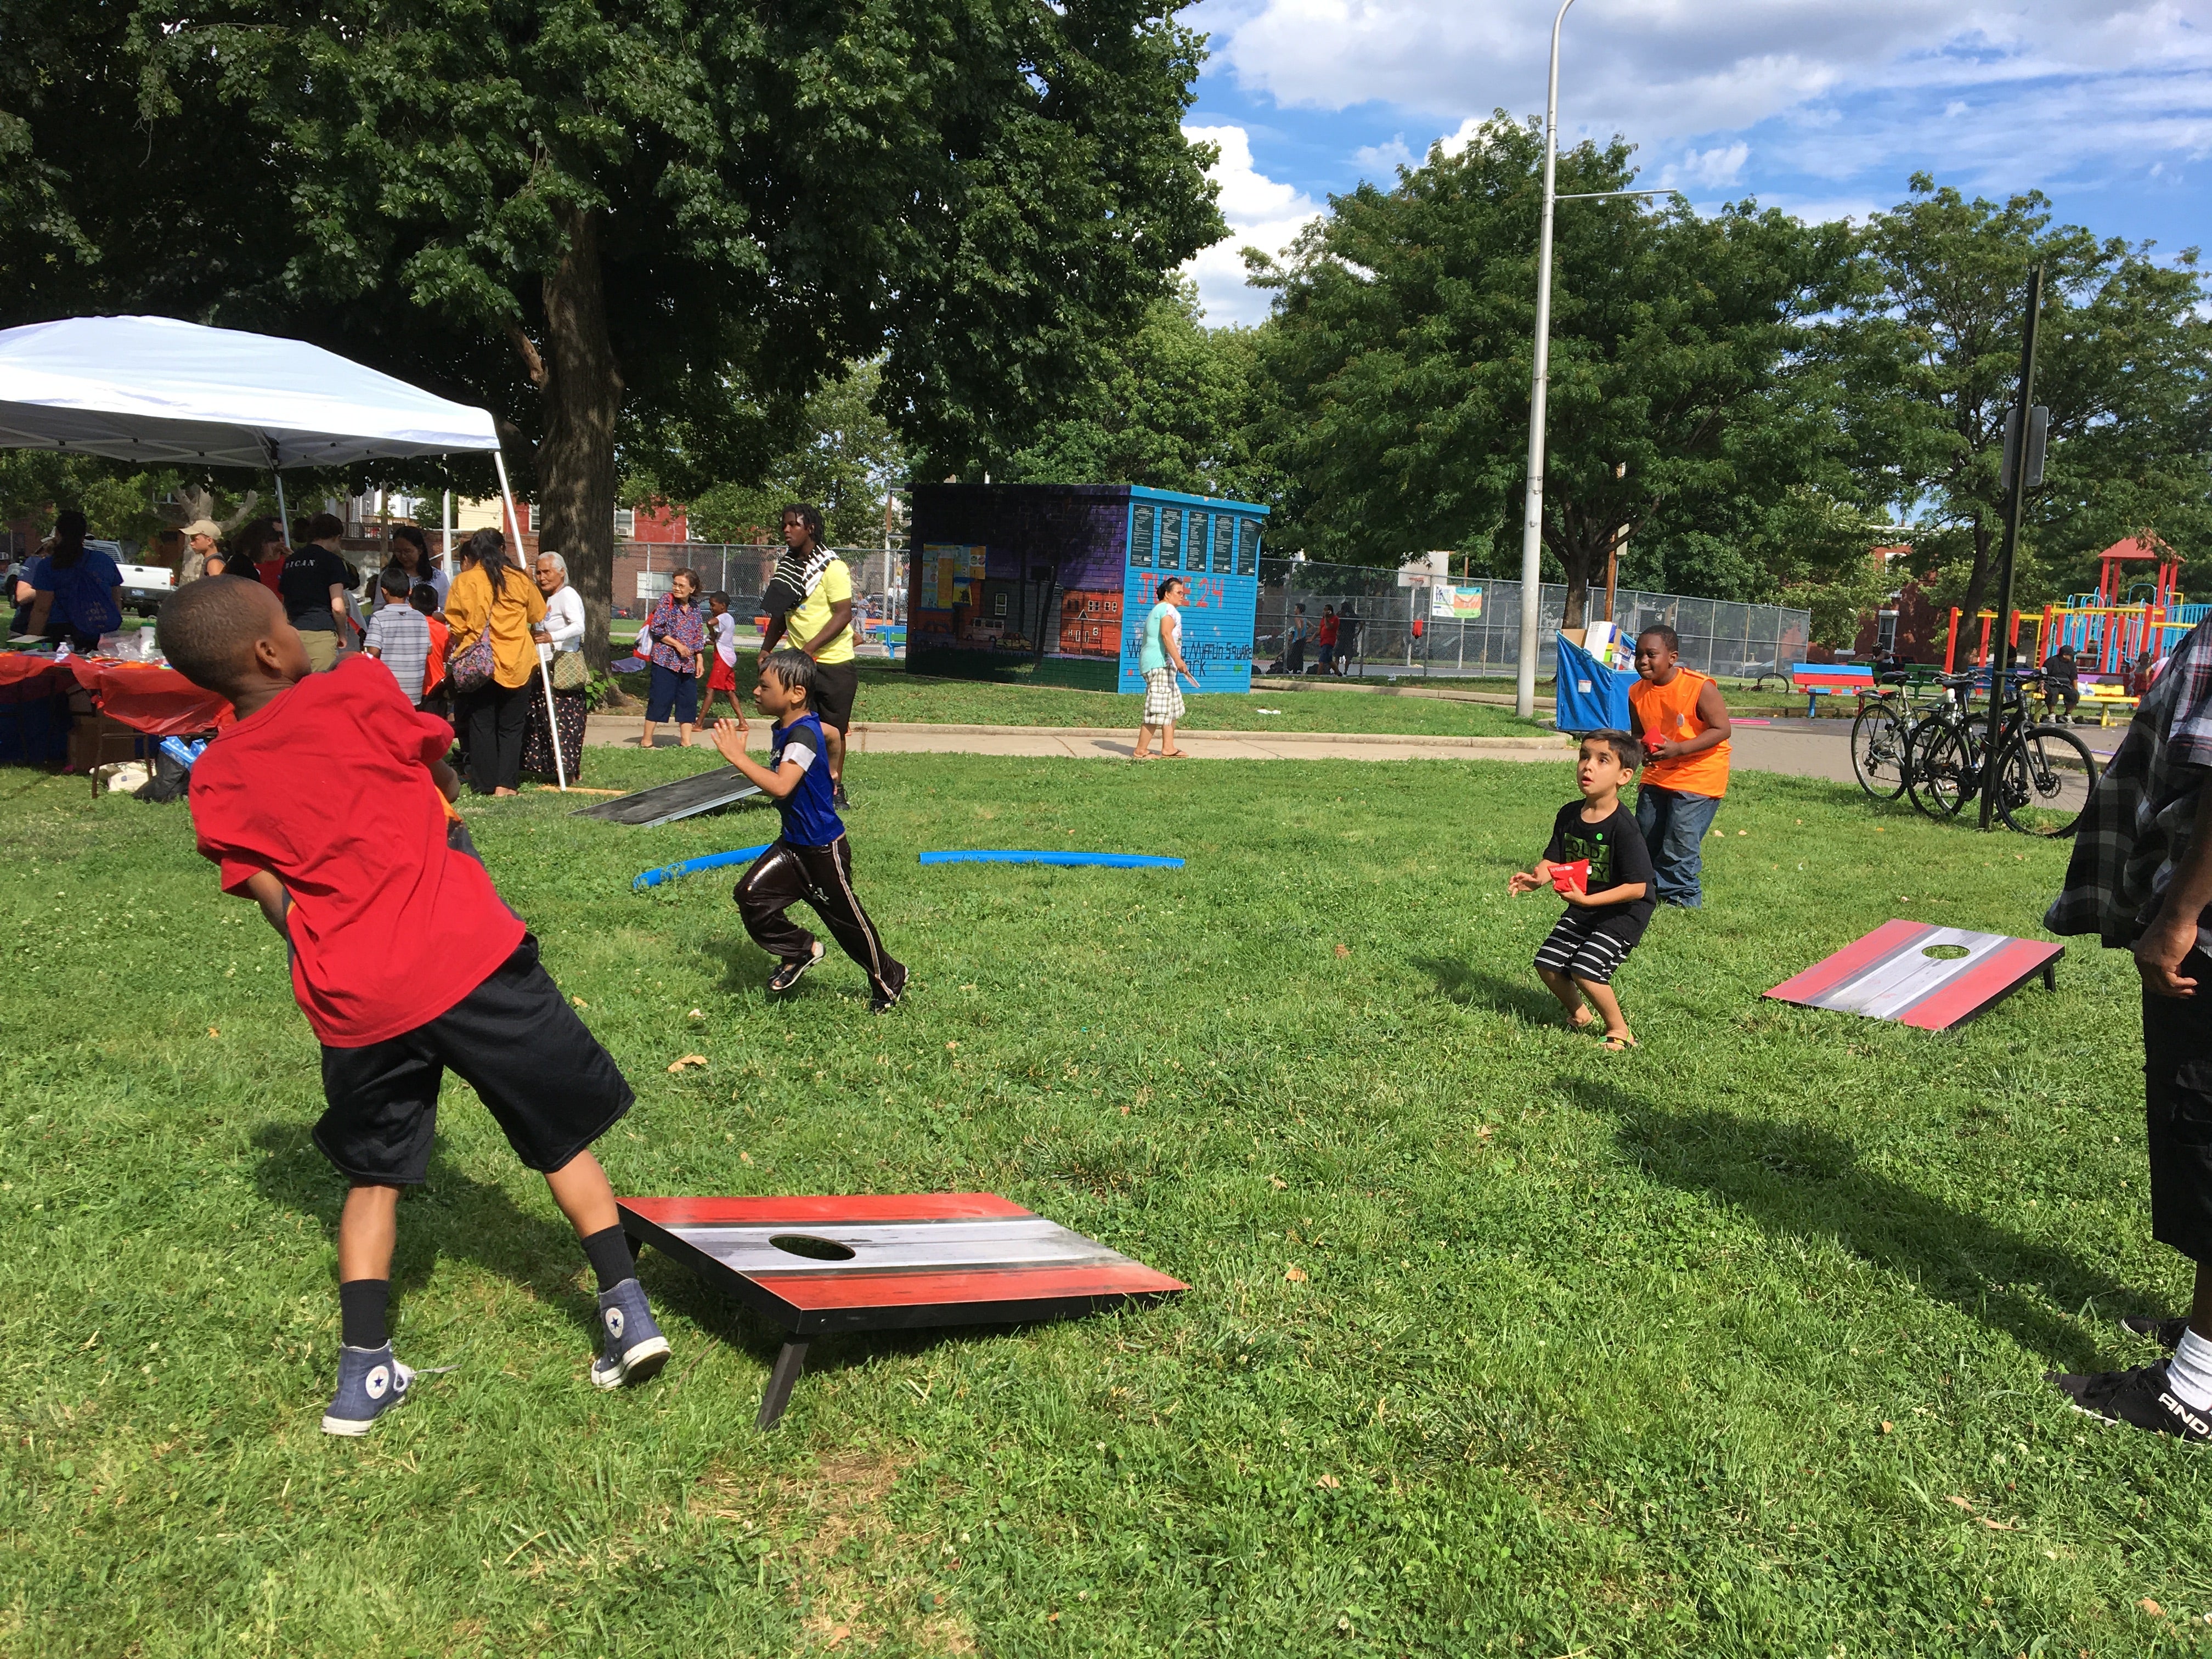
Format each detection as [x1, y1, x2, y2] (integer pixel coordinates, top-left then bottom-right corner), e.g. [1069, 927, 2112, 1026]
[1634, 784, 1720, 907]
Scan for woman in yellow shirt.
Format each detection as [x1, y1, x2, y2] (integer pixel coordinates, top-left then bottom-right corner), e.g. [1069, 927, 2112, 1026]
[443, 528, 549, 796]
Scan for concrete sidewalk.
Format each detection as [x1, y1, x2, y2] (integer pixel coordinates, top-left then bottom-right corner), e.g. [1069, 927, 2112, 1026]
[582, 713, 1871, 778]
[584, 714, 1572, 765]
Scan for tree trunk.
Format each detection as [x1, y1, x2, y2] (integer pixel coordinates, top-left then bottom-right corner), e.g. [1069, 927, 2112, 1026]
[535, 206, 623, 671]
[1956, 514, 1995, 648]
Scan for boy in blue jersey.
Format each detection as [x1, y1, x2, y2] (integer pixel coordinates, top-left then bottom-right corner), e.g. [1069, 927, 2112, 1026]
[712, 650, 907, 1011]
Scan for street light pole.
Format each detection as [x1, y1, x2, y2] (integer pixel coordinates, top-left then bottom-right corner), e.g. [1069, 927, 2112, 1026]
[1515, 0, 1576, 719]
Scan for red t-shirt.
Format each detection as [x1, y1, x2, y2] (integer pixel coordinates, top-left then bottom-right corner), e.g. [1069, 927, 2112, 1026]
[255, 557, 285, 594]
[187, 656, 523, 1047]
[424, 616, 449, 693]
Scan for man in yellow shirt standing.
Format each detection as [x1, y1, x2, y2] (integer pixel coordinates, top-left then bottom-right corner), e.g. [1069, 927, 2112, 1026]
[760, 503, 857, 808]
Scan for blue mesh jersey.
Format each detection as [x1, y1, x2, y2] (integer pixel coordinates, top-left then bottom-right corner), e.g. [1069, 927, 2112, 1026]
[771, 712, 844, 847]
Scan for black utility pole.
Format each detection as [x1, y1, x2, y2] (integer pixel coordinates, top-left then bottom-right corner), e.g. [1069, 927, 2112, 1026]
[1978, 263, 2047, 830]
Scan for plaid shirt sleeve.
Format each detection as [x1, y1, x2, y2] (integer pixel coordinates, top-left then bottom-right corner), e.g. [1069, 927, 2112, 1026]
[2047, 620, 2212, 947]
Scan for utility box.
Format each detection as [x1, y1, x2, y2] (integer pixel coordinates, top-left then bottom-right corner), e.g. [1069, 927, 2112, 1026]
[905, 484, 1267, 692]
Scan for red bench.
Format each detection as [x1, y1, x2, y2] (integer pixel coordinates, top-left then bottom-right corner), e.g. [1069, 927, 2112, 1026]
[1790, 663, 1875, 718]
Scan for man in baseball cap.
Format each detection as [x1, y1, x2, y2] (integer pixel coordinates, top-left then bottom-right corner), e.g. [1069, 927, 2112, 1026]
[180, 520, 224, 582]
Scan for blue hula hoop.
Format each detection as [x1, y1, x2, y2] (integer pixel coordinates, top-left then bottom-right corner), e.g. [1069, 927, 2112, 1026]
[633, 844, 771, 891]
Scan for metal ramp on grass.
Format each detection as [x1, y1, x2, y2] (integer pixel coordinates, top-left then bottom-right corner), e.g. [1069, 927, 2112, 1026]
[571, 765, 763, 828]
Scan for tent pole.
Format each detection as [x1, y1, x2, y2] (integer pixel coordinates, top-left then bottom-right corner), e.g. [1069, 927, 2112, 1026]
[442, 490, 453, 573]
[274, 473, 291, 543]
[493, 451, 565, 791]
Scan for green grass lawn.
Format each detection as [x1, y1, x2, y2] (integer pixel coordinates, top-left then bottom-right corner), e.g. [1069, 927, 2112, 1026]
[5, 751, 2204, 1656]
[706, 659, 1550, 737]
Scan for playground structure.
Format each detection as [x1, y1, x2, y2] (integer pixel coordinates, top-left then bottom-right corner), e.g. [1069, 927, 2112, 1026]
[1942, 538, 2205, 677]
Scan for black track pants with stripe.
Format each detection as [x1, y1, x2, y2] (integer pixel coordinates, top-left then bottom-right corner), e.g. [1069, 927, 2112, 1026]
[735, 836, 902, 995]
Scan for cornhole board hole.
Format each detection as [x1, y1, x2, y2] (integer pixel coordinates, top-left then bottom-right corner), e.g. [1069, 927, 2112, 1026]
[617, 1193, 1186, 1427]
[1764, 919, 2062, 1030]
[572, 765, 761, 828]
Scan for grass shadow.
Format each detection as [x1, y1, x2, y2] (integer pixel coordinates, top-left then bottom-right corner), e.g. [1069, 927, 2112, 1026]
[1414, 955, 1565, 1026]
[1562, 1076, 2162, 1368]
[698, 932, 776, 995]
[249, 1121, 600, 1321]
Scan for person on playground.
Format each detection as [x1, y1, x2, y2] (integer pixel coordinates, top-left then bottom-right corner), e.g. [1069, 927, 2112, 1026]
[1509, 730, 1654, 1051]
[758, 504, 858, 809]
[712, 649, 906, 1012]
[155, 577, 670, 1436]
[2044, 644, 2081, 721]
[701, 589, 743, 723]
[1314, 605, 1338, 675]
[1628, 624, 1732, 907]
[1133, 576, 1201, 759]
[2045, 616, 2212, 1441]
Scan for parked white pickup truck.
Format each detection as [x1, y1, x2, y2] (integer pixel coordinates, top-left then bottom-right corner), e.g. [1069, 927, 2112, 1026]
[97, 540, 176, 618]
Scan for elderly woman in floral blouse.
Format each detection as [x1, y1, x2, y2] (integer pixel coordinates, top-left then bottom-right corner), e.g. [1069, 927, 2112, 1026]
[639, 566, 708, 749]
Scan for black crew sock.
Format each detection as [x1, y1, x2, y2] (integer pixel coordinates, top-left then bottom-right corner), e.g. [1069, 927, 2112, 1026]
[582, 1225, 635, 1294]
[338, 1278, 390, 1350]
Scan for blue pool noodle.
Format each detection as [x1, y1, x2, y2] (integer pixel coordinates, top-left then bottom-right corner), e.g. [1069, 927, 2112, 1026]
[633, 844, 771, 890]
[918, 850, 1183, 870]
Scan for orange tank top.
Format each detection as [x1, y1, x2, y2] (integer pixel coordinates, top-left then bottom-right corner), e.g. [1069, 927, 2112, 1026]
[1629, 667, 1730, 797]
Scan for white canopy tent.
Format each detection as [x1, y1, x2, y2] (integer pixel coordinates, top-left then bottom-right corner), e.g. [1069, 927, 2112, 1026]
[0, 315, 562, 786]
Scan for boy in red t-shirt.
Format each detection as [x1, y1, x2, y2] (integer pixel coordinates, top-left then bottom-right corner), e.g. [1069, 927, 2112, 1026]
[155, 578, 669, 1435]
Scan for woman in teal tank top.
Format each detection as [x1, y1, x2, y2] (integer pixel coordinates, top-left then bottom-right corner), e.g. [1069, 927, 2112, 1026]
[1135, 577, 1194, 758]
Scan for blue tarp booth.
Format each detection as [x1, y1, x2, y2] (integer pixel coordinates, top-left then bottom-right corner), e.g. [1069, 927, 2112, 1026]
[1553, 634, 1634, 734]
[905, 484, 1268, 692]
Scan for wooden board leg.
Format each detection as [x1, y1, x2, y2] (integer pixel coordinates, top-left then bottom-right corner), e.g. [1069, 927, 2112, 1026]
[2042, 961, 2058, 991]
[757, 1340, 808, 1430]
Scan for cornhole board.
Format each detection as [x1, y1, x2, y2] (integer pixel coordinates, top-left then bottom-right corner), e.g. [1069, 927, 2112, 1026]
[617, 1193, 1186, 1426]
[1763, 919, 2062, 1030]
[572, 765, 761, 828]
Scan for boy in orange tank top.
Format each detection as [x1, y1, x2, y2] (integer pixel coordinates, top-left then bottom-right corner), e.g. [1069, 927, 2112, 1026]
[1627, 624, 1733, 907]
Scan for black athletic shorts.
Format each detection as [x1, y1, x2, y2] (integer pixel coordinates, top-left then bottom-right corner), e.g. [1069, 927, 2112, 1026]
[314, 933, 634, 1186]
[811, 661, 858, 732]
[2144, 950, 2212, 1263]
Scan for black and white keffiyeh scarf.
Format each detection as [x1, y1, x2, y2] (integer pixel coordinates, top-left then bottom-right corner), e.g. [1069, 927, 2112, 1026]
[761, 544, 837, 617]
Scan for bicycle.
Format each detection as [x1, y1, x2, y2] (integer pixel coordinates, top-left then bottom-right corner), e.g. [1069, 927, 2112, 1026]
[1904, 669, 2100, 835]
[1849, 670, 1929, 800]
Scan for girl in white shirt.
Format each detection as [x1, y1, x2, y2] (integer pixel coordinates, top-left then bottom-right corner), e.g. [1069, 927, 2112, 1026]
[701, 589, 742, 723]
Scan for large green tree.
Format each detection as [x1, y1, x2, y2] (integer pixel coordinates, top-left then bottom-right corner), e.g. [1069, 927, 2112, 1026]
[1252, 115, 1855, 624]
[1840, 176, 2212, 622]
[1005, 283, 1274, 501]
[3, 0, 1219, 663]
[664, 360, 911, 549]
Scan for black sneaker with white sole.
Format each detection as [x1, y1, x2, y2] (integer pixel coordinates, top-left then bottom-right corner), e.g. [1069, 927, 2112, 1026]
[870, 963, 909, 1014]
[768, 941, 825, 994]
[2121, 1314, 2190, 1350]
[832, 783, 851, 811]
[2049, 1362, 2212, 1442]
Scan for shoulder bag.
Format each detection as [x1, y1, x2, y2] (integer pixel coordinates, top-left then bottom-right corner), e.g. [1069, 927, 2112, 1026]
[448, 627, 496, 695]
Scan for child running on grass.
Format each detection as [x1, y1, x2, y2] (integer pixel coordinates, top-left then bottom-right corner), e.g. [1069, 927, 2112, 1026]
[711, 649, 907, 1011]
[1508, 730, 1655, 1050]
[155, 578, 669, 1436]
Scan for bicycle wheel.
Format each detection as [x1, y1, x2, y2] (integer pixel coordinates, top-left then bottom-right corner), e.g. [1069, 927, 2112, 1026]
[1906, 716, 1974, 817]
[1996, 723, 2100, 837]
[1850, 699, 1910, 799]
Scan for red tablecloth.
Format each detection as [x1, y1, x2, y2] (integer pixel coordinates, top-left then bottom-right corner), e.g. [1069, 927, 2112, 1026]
[0, 653, 232, 737]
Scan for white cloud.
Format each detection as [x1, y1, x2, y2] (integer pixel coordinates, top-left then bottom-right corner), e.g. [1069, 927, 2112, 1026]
[1198, 1, 2212, 188]
[1180, 123, 1325, 325]
[1660, 141, 1751, 189]
[1352, 135, 1415, 175]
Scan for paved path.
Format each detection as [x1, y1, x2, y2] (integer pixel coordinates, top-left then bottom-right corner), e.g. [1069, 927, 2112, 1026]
[580, 711, 2123, 783]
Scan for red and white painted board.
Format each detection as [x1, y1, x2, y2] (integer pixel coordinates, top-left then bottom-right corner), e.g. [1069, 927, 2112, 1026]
[1763, 919, 2062, 1030]
[617, 1193, 1186, 1337]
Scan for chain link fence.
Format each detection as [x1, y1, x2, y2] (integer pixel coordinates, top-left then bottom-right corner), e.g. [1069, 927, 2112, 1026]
[1256, 559, 1808, 684]
[611, 543, 907, 629]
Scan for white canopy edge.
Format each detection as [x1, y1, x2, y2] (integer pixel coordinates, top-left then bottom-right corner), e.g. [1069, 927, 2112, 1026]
[0, 315, 504, 469]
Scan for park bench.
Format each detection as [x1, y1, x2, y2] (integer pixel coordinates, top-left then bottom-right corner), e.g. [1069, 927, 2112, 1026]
[1790, 662, 1875, 718]
[2078, 680, 2140, 726]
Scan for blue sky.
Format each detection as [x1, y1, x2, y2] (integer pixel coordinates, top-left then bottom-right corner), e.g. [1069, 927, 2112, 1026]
[1177, 0, 2212, 324]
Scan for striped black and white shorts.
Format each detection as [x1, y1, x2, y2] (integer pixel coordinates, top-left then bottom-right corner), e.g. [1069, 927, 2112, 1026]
[1533, 905, 1637, 986]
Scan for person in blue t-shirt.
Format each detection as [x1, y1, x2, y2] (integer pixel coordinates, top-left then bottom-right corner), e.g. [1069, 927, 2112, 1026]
[710, 650, 907, 1012]
[24, 511, 124, 650]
